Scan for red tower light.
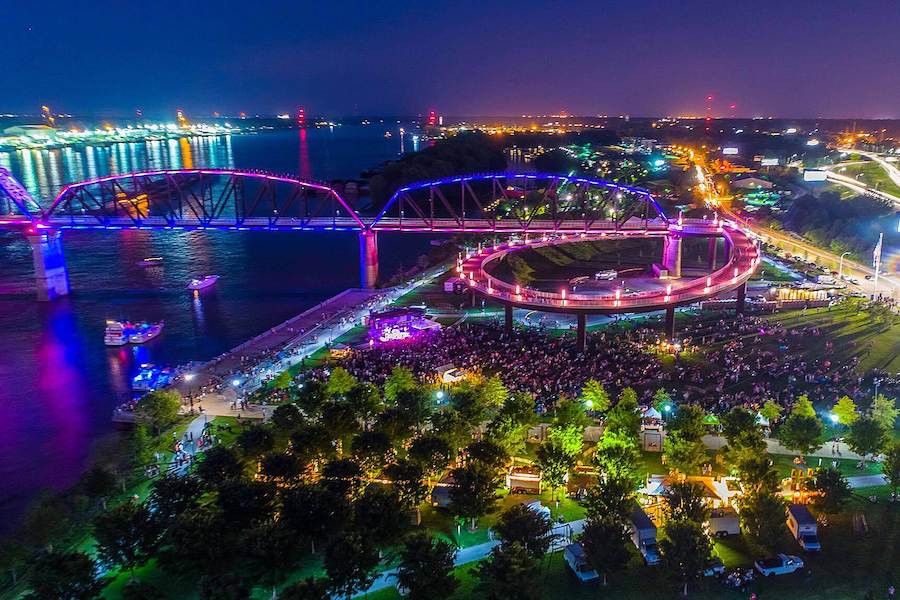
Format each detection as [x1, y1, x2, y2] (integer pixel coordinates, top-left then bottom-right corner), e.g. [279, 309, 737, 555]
[426, 110, 437, 127]
[297, 107, 306, 127]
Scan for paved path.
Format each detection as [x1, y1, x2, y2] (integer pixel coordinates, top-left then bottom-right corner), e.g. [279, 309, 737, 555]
[847, 474, 887, 488]
[702, 435, 866, 461]
[353, 518, 585, 598]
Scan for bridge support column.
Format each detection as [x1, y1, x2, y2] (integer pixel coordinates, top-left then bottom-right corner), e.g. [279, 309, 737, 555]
[662, 235, 682, 278]
[664, 307, 675, 339]
[504, 304, 513, 337]
[575, 314, 587, 352]
[28, 230, 70, 301]
[723, 236, 733, 264]
[736, 282, 747, 315]
[707, 237, 718, 270]
[359, 229, 379, 289]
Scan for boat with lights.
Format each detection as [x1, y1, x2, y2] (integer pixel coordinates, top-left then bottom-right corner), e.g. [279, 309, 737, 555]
[137, 257, 164, 267]
[104, 321, 128, 346]
[188, 275, 219, 290]
[127, 321, 164, 344]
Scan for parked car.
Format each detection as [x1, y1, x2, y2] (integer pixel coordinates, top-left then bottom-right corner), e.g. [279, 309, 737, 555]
[703, 557, 726, 577]
[564, 543, 600, 583]
[754, 554, 804, 576]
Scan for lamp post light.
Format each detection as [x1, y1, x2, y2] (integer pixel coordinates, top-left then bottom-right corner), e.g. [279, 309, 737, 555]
[838, 252, 850, 280]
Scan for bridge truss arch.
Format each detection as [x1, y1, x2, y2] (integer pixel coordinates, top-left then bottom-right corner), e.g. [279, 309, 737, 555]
[369, 173, 669, 233]
[43, 169, 365, 231]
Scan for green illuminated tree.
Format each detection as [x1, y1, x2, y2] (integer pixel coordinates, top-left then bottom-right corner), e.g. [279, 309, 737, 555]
[581, 379, 611, 412]
[847, 415, 887, 464]
[93, 502, 159, 580]
[383, 366, 418, 404]
[759, 400, 783, 425]
[133, 389, 182, 436]
[493, 503, 554, 558]
[778, 412, 823, 460]
[324, 367, 357, 398]
[871, 395, 899, 431]
[449, 461, 502, 529]
[832, 396, 859, 427]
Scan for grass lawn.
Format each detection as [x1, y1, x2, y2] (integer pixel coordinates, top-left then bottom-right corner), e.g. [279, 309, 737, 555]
[835, 162, 900, 198]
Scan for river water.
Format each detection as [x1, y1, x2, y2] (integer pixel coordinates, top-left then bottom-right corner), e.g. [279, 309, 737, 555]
[0, 124, 429, 528]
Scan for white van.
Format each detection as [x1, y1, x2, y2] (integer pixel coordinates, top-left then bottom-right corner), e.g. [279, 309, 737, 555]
[564, 543, 599, 583]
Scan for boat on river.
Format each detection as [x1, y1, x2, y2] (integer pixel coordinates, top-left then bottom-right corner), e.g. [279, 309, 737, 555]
[188, 275, 219, 290]
[137, 257, 164, 267]
[104, 320, 164, 346]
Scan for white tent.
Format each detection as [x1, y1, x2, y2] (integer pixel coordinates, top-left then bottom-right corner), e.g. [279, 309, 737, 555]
[643, 406, 663, 420]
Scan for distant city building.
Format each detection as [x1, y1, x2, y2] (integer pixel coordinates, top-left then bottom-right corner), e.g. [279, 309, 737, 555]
[620, 137, 657, 154]
[3, 124, 57, 139]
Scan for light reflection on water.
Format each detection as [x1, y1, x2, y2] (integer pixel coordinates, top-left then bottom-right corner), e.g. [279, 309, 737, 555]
[0, 126, 429, 529]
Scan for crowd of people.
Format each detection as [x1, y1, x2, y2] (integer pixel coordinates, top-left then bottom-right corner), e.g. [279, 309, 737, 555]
[326, 312, 897, 417]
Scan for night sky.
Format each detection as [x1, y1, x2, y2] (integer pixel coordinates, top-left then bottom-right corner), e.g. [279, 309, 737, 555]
[3, 0, 899, 118]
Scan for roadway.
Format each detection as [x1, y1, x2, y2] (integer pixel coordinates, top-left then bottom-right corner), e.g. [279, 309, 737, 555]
[692, 159, 899, 300]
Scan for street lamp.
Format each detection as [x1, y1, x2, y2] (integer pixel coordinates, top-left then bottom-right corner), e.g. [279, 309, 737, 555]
[838, 252, 851, 279]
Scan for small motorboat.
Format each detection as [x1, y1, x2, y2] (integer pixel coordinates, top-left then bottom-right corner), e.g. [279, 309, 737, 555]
[104, 321, 128, 346]
[127, 321, 164, 344]
[188, 275, 219, 290]
[137, 257, 164, 267]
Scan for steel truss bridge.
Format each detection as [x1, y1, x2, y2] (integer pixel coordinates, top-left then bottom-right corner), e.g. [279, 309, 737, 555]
[0, 169, 666, 233]
[0, 169, 756, 321]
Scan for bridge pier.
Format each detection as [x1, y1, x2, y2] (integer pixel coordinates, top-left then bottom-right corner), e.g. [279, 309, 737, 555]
[28, 230, 70, 301]
[504, 304, 513, 337]
[359, 229, 379, 289]
[736, 282, 747, 315]
[664, 307, 675, 339]
[707, 237, 718, 270]
[662, 235, 682, 278]
[575, 314, 587, 352]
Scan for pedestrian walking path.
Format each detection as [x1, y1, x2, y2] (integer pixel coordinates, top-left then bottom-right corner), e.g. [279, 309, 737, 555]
[353, 518, 586, 598]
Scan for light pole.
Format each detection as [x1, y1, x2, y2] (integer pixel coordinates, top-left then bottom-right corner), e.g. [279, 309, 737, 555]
[838, 252, 850, 280]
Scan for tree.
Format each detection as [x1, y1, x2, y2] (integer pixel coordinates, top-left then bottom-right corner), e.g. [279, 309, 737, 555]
[197, 571, 251, 600]
[324, 367, 357, 398]
[148, 474, 204, 525]
[884, 442, 900, 496]
[739, 491, 786, 550]
[667, 404, 706, 441]
[652, 388, 673, 414]
[477, 376, 509, 409]
[26, 550, 105, 600]
[383, 366, 418, 404]
[584, 474, 635, 523]
[272, 370, 293, 390]
[281, 485, 350, 554]
[324, 532, 380, 600]
[396, 387, 434, 429]
[871, 395, 899, 432]
[474, 542, 540, 600]
[581, 379, 611, 412]
[384, 459, 428, 510]
[320, 458, 365, 499]
[486, 393, 536, 455]
[133, 389, 182, 435]
[236, 424, 275, 458]
[121, 579, 162, 600]
[280, 578, 329, 600]
[535, 438, 574, 501]
[216, 480, 278, 529]
[321, 401, 361, 450]
[260, 451, 306, 483]
[722, 407, 765, 452]
[465, 440, 510, 471]
[408, 434, 453, 482]
[93, 502, 158, 579]
[847, 415, 887, 463]
[792, 395, 817, 418]
[271, 403, 303, 435]
[777, 413, 823, 459]
[351, 430, 394, 476]
[581, 516, 631, 586]
[759, 400, 783, 425]
[195, 446, 243, 487]
[660, 519, 712, 596]
[810, 468, 851, 518]
[604, 387, 641, 444]
[296, 379, 327, 416]
[832, 396, 859, 427]
[553, 397, 591, 431]
[158, 507, 234, 578]
[396, 532, 458, 600]
[354, 484, 408, 548]
[493, 503, 554, 558]
[664, 433, 707, 475]
[735, 454, 780, 496]
[449, 461, 501, 528]
[291, 423, 335, 463]
[81, 465, 118, 510]
[242, 523, 303, 596]
[594, 435, 642, 484]
[665, 481, 711, 524]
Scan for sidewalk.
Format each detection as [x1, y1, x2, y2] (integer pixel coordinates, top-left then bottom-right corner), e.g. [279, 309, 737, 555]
[353, 518, 586, 598]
